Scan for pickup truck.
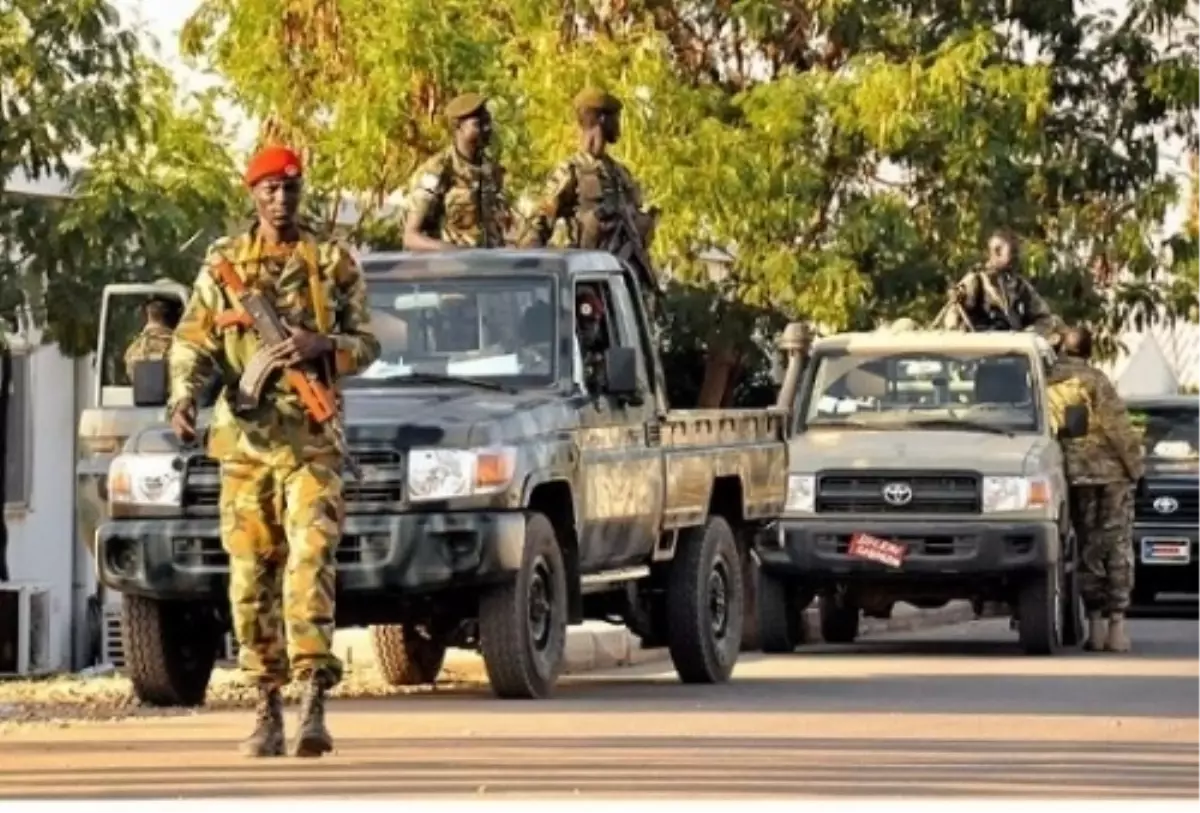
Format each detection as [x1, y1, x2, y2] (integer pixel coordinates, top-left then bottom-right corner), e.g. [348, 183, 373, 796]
[90, 249, 789, 705]
[755, 329, 1090, 655]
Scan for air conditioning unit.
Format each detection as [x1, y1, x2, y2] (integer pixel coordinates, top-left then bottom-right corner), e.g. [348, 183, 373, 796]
[101, 600, 238, 670]
[0, 582, 53, 677]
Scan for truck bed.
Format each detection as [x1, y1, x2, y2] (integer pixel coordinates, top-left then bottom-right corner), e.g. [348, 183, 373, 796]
[660, 408, 788, 529]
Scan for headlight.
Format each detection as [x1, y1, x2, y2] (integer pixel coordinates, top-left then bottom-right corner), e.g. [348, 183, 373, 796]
[108, 453, 183, 507]
[983, 476, 1052, 513]
[785, 474, 816, 514]
[407, 447, 517, 502]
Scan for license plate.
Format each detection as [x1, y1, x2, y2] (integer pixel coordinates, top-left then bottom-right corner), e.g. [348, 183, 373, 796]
[1140, 537, 1192, 565]
[848, 533, 908, 568]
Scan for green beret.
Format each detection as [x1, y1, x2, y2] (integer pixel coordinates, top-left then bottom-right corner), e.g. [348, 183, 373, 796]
[445, 92, 488, 121]
[573, 87, 622, 114]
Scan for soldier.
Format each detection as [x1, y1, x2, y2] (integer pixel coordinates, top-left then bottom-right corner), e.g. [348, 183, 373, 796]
[944, 229, 1061, 336]
[403, 92, 511, 250]
[123, 294, 179, 380]
[575, 285, 609, 391]
[167, 145, 380, 757]
[1047, 326, 1145, 652]
[523, 88, 660, 303]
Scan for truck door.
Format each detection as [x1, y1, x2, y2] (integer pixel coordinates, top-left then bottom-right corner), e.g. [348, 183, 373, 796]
[574, 273, 665, 570]
[76, 282, 189, 561]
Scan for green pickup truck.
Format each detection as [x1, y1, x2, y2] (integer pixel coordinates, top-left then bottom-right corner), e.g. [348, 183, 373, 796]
[83, 249, 790, 705]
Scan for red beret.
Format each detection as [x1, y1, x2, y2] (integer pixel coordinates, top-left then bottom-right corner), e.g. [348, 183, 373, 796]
[244, 145, 303, 187]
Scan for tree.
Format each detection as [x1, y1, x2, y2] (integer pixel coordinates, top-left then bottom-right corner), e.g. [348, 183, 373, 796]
[0, 0, 145, 328]
[2, 59, 242, 355]
[180, 0, 1199, 398]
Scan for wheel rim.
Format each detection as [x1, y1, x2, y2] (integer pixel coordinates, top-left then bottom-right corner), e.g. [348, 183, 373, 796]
[527, 557, 554, 651]
[709, 559, 730, 640]
[1051, 566, 1063, 645]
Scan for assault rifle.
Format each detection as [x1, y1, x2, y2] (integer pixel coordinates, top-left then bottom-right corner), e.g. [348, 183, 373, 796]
[212, 259, 360, 479]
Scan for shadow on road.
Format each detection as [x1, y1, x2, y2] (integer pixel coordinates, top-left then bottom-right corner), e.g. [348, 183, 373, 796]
[0, 736, 1194, 799]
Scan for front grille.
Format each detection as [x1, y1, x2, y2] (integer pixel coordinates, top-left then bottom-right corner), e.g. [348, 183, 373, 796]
[816, 471, 981, 514]
[181, 448, 404, 514]
[1136, 487, 1199, 525]
[171, 533, 392, 570]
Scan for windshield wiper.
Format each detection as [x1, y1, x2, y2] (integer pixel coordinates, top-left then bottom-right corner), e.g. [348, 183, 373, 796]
[906, 417, 1016, 438]
[808, 417, 875, 429]
[371, 371, 516, 393]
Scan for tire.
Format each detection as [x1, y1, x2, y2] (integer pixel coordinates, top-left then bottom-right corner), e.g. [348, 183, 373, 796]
[666, 515, 744, 683]
[758, 570, 803, 653]
[1060, 528, 1086, 649]
[479, 513, 568, 699]
[1017, 564, 1064, 655]
[819, 589, 860, 644]
[121, 595, 219, 707]
[369, 624, 447, 686]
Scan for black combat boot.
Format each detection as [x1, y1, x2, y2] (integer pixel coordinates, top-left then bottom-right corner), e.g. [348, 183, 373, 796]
[240, 686, 285, 757]
[293, 678, 334, 757]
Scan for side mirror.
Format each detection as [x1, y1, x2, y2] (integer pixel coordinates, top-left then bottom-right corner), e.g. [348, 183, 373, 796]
[602, 346, 640, 399]
[1058, 403, 1088, 440]
[131, 359, 169, 407]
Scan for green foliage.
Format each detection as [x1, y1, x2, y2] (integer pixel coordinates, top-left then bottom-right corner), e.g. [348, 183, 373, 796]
[180, 0, 1197, 385]
[2, 59, 241, 354]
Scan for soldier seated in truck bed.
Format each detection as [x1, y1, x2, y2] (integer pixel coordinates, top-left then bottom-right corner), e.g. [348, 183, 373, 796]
[94, 249, 788, 706]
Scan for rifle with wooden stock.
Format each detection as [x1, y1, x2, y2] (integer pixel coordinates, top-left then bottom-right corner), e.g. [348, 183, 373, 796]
[212, 258, 359, 479]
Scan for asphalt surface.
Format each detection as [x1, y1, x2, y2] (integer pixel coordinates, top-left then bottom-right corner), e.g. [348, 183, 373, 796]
[0, 615, 1196, 799]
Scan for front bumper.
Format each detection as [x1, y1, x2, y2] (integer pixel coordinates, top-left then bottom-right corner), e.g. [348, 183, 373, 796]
[756, 517, 1061, 581]
[1133, 523, 1199, 595]
[96, 511, 527, 601]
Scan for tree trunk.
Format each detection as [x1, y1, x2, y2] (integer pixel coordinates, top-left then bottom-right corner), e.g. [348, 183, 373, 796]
[697, 345, 738, 408]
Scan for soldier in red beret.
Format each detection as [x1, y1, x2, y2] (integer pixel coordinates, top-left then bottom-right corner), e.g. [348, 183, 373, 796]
[167, 144, 381, 757]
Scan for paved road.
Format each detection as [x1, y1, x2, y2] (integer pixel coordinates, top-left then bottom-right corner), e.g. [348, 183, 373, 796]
[0, 617, 1195, 799]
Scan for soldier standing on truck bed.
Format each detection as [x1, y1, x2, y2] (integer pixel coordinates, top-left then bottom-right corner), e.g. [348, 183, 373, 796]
[123, 294, 180, 380]
[167, 145, 380, 758]
[1047, 326, 1146, 653]
[942, 229, 1061, 336]
[522, 88, 661, 311]
[403, 93, 513, 250]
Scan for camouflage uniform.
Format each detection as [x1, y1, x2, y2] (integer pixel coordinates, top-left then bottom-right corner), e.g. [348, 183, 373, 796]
[168, 229, 380, 691]
[945, 270, 1061, 336]
[123, 323, 175, 379]
[405, 93, 511, 248]
[1047, 355, 1145, 648]
[524, 90, 649, 252]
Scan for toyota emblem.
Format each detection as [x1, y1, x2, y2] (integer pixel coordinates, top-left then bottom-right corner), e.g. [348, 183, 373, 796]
[882, 481, 914, 506]
[1153, 496, 1179, 515]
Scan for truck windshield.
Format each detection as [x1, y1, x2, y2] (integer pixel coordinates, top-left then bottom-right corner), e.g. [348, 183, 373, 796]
[1128, 403, 1198, 463]
[347, 275, 557, 388]
[802, 349, 1039, 433]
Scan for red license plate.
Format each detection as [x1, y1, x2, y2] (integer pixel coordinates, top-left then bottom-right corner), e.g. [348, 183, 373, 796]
[848, 533, 908, 568]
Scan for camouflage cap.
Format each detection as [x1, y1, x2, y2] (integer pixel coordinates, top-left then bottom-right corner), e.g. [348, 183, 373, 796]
[445, 92, 488, 121]
[574, 87, 622, 114]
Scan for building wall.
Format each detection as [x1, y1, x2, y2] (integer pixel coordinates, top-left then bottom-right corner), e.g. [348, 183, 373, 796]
[3, 331, 82, 673]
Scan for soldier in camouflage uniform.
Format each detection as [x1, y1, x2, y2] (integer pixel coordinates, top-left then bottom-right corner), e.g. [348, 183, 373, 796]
[1047, 326, 1145, 653]
[576, 285, 608, 392]
[168, 145, 380, 757]
[944, 229, 1061, 336]
[123, 295, 179, 380]
[522, 88, 657, 256]
[403, 93, 512, 250]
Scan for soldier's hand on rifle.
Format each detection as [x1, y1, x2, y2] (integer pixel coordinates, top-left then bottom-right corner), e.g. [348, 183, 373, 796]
[280, 328, 334, 365]
[171, 398, 197, 444]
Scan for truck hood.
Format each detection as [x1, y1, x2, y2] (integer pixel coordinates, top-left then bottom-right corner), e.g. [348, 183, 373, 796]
[341, 386, 572, 447]
[125, 385, 576, 454]
[790, 428, 1040, 476]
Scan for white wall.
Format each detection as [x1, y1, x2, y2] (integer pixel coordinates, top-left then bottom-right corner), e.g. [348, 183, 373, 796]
[4, 332, 81, 673]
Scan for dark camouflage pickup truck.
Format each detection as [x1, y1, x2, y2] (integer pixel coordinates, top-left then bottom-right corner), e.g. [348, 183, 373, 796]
[85, 249, 788, 705]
